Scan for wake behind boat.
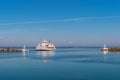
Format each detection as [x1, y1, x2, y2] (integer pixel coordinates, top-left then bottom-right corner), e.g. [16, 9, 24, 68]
[36, 40, 56, 51]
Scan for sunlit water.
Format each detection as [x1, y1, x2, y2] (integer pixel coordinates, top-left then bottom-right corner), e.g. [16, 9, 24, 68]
[0, 47, 120, 80]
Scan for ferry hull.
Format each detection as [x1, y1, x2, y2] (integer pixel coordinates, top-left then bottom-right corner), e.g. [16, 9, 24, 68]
[36, 49, 55, 51]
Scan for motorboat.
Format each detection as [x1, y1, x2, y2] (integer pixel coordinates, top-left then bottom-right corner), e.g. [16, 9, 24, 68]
[102, 44, 108, 51]
[21, 45, 29, 52]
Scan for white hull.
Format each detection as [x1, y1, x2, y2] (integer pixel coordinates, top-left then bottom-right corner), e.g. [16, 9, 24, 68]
[21, 45, 29, 52]
[36, 49, 55, 51]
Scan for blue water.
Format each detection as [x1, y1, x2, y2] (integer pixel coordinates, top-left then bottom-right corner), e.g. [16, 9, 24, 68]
[0, 47, 120, 80]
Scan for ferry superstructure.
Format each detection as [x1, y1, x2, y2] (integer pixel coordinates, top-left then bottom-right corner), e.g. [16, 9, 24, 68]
[36, 40, 56, 51]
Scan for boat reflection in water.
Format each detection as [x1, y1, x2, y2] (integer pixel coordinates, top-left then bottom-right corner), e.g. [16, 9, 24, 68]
[102, 51, 108, 55]
[22, 51, 29, 60]
[102, 51, 108, 62]
[36, 51, 55, 57]
[36, 51, 55, 62]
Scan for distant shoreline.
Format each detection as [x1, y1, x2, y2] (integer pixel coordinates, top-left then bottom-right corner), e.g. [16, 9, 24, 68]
[0, 46, 102, 48]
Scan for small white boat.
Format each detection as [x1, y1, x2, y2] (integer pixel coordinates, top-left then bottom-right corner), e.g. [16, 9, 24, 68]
[102, 44, 108, 51]
[36, 40, 56, 51]
[21, 45, 29, 52]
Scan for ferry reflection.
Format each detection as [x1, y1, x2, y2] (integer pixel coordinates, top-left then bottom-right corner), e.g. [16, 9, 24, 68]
[36, 51, 55, 57]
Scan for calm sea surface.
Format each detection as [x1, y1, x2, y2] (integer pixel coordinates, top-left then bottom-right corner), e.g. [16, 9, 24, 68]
[0, 47, 120, 80]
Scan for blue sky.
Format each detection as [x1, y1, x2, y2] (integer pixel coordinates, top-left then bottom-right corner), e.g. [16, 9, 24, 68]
[0, 0, 120, 47]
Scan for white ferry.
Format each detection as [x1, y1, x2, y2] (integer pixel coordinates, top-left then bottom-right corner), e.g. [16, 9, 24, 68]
[36, 40, 56, 51]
